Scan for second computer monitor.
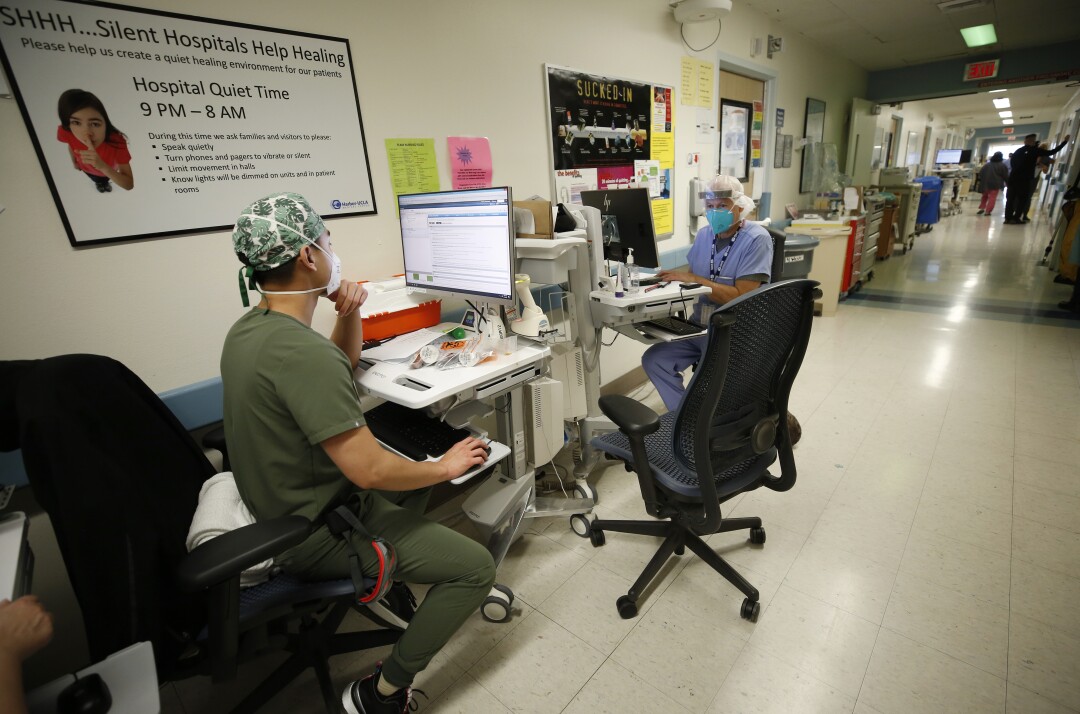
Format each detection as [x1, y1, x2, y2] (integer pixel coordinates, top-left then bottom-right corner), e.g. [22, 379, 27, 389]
[580, 188, 660, 269]
[935, 148, 962, 164]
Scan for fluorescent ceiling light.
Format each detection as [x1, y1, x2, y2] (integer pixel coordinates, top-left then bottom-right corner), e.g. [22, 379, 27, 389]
[989, 89, 1006, 93]
[961, 24, 997, 47]
[1002, 119, 1014, 125]
[992, 98, 1011, 109]
[999, 110, 1013, 118]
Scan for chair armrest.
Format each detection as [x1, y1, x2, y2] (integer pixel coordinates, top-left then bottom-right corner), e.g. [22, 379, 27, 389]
[176, 515, 312, 592]
[598, 395, 661, 436]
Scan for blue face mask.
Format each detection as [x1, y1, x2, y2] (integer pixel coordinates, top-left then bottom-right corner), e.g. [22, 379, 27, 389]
[707, 208, 734, 234]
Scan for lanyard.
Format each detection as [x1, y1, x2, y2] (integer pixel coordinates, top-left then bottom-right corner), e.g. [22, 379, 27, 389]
[709, 227, 739, 281]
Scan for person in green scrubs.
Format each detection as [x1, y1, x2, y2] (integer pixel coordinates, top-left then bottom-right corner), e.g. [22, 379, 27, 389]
[222, 192, 495, 714]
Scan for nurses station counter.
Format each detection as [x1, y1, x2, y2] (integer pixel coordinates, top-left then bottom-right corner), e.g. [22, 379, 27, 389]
[787, 218, 855, 317]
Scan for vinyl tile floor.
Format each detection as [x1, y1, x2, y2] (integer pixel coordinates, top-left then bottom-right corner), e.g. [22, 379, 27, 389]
[163, 199, 1080, 713]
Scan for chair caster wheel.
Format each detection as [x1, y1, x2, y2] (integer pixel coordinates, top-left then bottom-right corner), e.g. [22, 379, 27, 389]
[570, 513, 593, 538]
[749, 527, 766, 545]
[589, 528, 606, 547]
[741, 598, 760, 622]
[674, 544, 685, 555]
[492, 583, 514, 605]
[573, 483, 598, 505]
[481, 584, 514, 623]
[616, 595, 638, 619]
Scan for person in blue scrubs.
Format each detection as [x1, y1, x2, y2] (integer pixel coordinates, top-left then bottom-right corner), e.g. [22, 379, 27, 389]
[643, 174, 773, 411]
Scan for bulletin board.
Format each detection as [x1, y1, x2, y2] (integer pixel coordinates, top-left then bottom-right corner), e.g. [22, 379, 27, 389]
[545, 64, 676, 238]
[0, 0, 376, 246]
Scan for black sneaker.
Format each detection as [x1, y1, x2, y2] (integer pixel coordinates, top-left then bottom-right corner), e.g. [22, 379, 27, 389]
[342, 663, 423, 714]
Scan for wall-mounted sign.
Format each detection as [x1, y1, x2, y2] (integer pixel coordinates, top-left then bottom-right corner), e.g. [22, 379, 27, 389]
[1003, 127, 1015, 135]
[545, 64, 676, 237]
[0, 0, 376, 246]
[977, 67, 1080, 89]
[963, 60, 1000, 82]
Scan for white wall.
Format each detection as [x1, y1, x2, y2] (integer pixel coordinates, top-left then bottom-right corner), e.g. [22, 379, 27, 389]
[873, 100, 972, 177]
[0, 0, 866, 392]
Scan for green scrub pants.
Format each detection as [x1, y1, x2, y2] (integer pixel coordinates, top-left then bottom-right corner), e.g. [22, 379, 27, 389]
[284, 488, 496, 687]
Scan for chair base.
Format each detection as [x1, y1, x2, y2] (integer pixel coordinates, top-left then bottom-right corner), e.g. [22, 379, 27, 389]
[590, 515, 762, 620]
[230, 599, 401, 714]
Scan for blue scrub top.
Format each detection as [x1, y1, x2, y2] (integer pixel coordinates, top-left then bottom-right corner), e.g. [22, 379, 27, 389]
[686, 221, 773, 321]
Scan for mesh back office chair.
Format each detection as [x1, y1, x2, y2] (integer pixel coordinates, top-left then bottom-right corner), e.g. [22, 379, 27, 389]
[589, 280, 816, 620]
[3, 355, 395, 714]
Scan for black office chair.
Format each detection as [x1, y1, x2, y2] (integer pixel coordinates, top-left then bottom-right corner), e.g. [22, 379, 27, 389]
[589, 280, 816, 621]
[3, 354, 396, 713]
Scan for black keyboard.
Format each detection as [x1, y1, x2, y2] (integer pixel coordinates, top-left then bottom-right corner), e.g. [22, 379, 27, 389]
[364, 401, 471, 461]
[638, 275, 663, 286]
[641, 316, 706, 336]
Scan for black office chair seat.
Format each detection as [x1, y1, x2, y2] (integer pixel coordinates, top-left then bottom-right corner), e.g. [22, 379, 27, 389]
[594, 412, 776, 499]
[238, 574, 361, 621]
[193, 573, 373, 643]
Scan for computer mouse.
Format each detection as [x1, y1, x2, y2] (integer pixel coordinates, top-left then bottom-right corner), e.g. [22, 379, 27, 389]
[58, 673, 112, 714]
[447, 326, 467, 340]
[679, 282, 703, 290]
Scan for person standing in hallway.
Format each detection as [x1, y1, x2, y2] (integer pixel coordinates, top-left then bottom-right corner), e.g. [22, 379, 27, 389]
[976, 152, 1009, 215]
[1004, 133, 1070, 224]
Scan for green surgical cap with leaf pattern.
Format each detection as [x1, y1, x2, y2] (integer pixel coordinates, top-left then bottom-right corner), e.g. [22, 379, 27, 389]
[232, 192, 327, 271]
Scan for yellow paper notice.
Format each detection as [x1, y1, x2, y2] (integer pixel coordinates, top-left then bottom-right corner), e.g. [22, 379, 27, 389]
[696, 59, 714, 108]
[680, 57, 697, 106]
[385, 138, 439, 204]
[651, 132, 675, 169]
[651, 198, 674, 236]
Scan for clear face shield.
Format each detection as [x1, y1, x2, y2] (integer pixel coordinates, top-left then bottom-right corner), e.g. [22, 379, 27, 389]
[701, 188, 735, 234]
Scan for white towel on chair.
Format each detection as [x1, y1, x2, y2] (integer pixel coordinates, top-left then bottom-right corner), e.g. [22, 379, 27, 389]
[186, 472, 272, 588]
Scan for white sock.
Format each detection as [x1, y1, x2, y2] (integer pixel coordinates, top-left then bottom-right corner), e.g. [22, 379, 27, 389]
[376, 673, 401, 698]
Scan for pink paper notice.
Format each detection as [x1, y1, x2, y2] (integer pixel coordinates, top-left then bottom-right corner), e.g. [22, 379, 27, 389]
[448, 137, 493, 190]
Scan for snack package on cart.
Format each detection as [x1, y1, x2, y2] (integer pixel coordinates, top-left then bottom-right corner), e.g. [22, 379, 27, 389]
[413, 336, 497, 370]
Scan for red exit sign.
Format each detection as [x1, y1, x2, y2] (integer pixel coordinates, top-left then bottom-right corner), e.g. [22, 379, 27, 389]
[964, 60, 1000, 81]
[1003, 127, 1015, 135]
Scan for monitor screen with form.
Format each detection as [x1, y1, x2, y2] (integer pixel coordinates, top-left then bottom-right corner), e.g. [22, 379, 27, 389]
[398, 187, 515, 304]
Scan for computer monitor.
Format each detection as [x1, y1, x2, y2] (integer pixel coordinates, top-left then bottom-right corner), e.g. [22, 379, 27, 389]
[579, 188, 660, 269]
[935, 148, 963, 164]
[398, 187, 515, 305]
[959, 149, 973, 164]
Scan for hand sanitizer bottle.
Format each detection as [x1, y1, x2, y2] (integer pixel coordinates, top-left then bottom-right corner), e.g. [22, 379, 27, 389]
[626, 247, 640, 294]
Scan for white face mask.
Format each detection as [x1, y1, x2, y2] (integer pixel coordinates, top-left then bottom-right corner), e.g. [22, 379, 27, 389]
[316, 241, 342, 297]
[260, 239, 341, 298]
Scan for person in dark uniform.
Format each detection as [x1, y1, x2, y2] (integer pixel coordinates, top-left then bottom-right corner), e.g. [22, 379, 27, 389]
[1004, 133, 1070, 224]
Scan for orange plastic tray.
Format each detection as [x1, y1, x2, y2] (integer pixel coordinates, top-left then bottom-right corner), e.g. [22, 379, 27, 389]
[361, 299, 441, 341]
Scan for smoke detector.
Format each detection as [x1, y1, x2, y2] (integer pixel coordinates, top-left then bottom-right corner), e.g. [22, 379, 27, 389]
[672, 0, 732, 24]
